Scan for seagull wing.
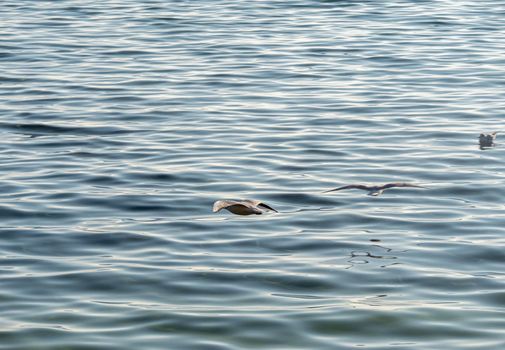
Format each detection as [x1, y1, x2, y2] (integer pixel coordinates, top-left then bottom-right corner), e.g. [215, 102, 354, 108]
[213, 200, 240, 212]
[324, 184, 370, 193]
[382, 183, 425, 189]
[257, 202, 278, 213]
[244, 200, 278, 213]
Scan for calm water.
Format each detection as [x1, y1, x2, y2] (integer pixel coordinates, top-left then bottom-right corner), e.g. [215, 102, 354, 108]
[1, 1, 505, 349]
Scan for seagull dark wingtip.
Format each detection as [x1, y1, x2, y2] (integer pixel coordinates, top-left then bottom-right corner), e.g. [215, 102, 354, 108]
[257, 202, 278, 213]
[323, 186, 347, 193]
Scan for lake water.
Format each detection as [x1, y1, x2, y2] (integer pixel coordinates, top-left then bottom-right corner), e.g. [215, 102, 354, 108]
[1, 1, 504, 349]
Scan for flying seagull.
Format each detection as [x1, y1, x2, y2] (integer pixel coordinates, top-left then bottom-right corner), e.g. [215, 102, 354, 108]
[479, 132, 497, 147]
[212, 199, 278, 215]
[323, 183, 425, 196]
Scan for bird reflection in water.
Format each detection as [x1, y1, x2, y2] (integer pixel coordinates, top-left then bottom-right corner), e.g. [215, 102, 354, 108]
[345, 244, 405, 269]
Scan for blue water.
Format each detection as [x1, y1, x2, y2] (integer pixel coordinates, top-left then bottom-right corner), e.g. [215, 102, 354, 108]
[1, 1, 505, 349]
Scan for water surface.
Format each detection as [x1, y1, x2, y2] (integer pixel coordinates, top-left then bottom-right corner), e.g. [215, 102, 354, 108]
[1, 1, 505, 349]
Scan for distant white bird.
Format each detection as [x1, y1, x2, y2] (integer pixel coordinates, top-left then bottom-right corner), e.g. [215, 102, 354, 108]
[479, 132, 497, 147]
[324, 183, 426, 196]
[212, 199, 278, 215]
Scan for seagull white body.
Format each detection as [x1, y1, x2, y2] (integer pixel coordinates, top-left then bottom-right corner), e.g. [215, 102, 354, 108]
[212, 199, 278, 215]
[324, 183, 425, 196]
[479, 132, 497, 147]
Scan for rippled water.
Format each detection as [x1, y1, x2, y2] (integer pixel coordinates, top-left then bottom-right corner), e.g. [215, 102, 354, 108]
[1, 1, 505, 349]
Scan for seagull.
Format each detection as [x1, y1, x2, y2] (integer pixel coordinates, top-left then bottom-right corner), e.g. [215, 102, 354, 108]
[479, 132, 497, 147]
[323, 183, 426, 196]
[212, 199, 278, 215]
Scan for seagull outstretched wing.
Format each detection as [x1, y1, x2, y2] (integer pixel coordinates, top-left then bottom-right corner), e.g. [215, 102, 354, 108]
[323, 184, 371, 193]
[382, 183, 425, 190]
